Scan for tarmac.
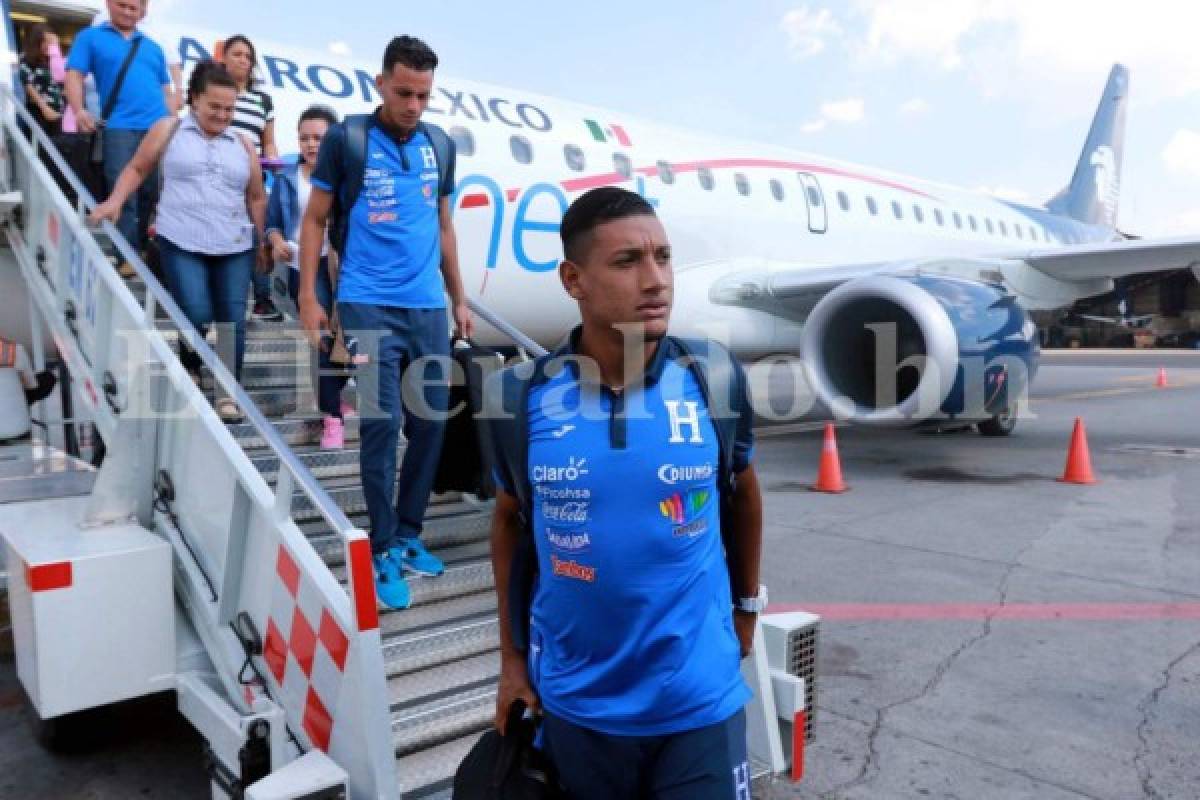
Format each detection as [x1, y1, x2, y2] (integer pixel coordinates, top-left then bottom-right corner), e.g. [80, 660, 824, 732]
[3, 349, 1199, 799]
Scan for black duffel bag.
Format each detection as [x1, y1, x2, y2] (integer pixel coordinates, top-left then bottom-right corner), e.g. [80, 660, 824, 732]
[453, 700, 562, 799]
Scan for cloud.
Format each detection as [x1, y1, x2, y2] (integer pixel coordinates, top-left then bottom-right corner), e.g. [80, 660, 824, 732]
[1162, 130, 1200, 180]
[821, 97, 865, 123]
[1142, 206, 1200, 237]
[328, 41, 352, 58]
[899, 97, 930, 115]
[800, 97, 865, 134]
[845, 0, 1200, 103]
[780, 7, 841, 59]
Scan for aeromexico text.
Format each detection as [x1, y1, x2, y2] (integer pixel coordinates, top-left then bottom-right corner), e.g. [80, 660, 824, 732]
[180, 39, 554, 134]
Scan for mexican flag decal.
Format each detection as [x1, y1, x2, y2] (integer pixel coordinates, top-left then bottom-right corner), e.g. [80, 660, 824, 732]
[585, 119, 632, 147]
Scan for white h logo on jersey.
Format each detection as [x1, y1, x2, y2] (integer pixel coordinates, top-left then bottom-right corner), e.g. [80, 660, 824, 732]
[665, 400, 703, 444]
[732, 761, 751, 799]
[421, 146, 437, 170]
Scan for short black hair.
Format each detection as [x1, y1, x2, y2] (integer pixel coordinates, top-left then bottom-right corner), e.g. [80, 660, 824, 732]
[382, 35, 438, 73]
[298, 104, 339, 127]
[560, 187, 657, 263]
[187, 60, 238, 107]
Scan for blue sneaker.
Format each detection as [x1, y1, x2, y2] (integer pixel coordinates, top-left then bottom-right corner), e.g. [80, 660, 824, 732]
[392, 538, 445, 577]
[372, 552, 411, 610]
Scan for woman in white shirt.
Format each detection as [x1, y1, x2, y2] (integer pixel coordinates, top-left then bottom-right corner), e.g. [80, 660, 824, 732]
[265, 105, 348, 449]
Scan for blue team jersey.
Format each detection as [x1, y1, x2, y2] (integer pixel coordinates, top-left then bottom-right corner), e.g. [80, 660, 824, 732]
[497, 342, 754, 736]
[311, 120, 451, 309]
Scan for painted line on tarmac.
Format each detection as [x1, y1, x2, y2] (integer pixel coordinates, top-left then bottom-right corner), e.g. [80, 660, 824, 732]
[767, 602, 1200, 620]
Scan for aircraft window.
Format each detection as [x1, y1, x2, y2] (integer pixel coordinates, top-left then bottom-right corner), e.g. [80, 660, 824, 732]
[449, 126, 475, 157]
[952, 212, 962, 229]
[698, 167, 715, 190]
[562, 144, 586, 172]
[1029, 225, 1038, 241]
[913, 204, 924, 223]
[998, 220, 1008, 236]
[510, 135, 533, 165]
[806, 186, 822, 206]
[968, 215, 978, 231]
[892, 201, 903, 220]
[657, 160, 675, 185]
[1014, 224, 1023, 239]
[837, 191, 850, 211]
[866, 196, 879, 215]
[934, 208, 944, 226]
[613, 153, 633, 178]
[734, 173, 751, 196]
[985, 218, 994, 234]
[769, 179, 784, 202]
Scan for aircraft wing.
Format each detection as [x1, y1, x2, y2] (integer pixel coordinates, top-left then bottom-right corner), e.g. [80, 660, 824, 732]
[705, 235, 1200, 318]
[1016, 236, 1200, 281]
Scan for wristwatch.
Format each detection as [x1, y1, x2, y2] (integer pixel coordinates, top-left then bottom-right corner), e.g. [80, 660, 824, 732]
[735, 585, 768, 614]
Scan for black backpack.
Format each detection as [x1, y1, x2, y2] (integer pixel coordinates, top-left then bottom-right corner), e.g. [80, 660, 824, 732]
[485, 335, 748, 653]
[328, 114, 454, 256]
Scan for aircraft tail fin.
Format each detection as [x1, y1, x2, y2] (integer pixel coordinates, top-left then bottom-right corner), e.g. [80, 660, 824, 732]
[1045, 64, 1128, 228]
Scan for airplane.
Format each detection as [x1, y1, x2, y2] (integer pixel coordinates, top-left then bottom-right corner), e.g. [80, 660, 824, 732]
[4, 0, 1200, 438]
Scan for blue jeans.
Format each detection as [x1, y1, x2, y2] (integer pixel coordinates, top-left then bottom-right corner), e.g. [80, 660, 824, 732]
[541, 710, 750, 800]
[337, 303, 449, 553]
[103, 128, 159, 252]
[287, 264, 350, 418]
[159, 237, 254, 380]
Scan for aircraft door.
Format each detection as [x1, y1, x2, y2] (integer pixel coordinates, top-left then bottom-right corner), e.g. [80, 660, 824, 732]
[797, 172, 827, 234]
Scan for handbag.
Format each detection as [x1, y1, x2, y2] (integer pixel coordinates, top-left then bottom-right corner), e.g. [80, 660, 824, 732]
[88, 34, 144, 166]
[323, 256, 357, 367]
[453, 700, 563, 800]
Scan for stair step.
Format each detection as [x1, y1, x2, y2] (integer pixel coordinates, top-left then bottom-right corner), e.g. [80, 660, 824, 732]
[290, 480, 481, 522]
[380, 591, 498, 640]
[331, 542, 491, 588]
[397, 732, 484, 799]
[392, 682, 495, 756]
[384, 614, 499, 677]
[250, 446, 365, 482]
[389, 651, 499, 711]
[227, 416, 362, 449]
[304, 509, 490, 567]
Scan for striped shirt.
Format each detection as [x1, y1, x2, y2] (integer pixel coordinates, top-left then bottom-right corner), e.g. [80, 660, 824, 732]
[230, 86, 274, 155]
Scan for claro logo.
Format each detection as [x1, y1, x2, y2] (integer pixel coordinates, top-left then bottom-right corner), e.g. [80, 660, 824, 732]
[657, 463, 715, 485]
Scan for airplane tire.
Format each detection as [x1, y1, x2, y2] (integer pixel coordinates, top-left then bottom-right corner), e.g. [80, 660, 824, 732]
[24, 690, 102, 753]
[977, 405, 1017, 437]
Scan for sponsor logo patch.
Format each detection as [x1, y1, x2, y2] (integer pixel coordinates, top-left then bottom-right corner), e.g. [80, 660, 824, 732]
[546, 528, 591, 553]
[657, 462, 715, 485]
[550, 555, 595, 582]
[659, 488, 712, 537]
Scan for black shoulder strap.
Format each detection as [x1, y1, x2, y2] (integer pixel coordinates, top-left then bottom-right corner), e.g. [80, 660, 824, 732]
[417, 121, 454, 195]
[101, 34, 144, 123]
[674, 337, 739, 495]
[330, 114, 371, 255]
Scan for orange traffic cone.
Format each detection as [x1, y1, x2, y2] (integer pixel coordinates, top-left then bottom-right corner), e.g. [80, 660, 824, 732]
[1058, 417, 1097, 485]
[1156, 367, 1169, 388]
[811, 423, 848, 493]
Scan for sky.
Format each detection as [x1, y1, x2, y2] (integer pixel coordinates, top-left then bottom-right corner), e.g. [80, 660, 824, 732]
[157, 0, 1200, 237]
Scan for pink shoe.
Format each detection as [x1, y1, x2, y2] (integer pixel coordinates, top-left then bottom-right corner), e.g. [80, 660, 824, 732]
[340, 400, 357, 418]
[319, 416, 344, 450]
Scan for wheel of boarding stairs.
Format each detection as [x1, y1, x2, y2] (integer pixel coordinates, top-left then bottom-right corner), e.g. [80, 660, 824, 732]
[977, 402, 1018, 437]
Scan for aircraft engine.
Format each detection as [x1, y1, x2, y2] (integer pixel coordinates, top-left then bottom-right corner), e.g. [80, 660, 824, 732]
[800, 274, 1040, 432]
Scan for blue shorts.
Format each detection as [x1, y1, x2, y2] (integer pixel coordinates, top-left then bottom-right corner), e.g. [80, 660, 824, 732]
[541, 708, 751, 800]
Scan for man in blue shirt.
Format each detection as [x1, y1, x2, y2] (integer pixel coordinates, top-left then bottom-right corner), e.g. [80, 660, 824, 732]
[298, 36, 472, 610]
[65, 0, 171, 254]
[489, 188, 765, 799]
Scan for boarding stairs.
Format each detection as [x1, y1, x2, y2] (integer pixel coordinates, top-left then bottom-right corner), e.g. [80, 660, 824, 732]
[0, 86, 812, 799]
[0, 85, 549, 799]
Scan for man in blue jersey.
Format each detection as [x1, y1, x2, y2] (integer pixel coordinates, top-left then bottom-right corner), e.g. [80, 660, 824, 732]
[298, 36, 472, 610]
[489, 188, 765, 799]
